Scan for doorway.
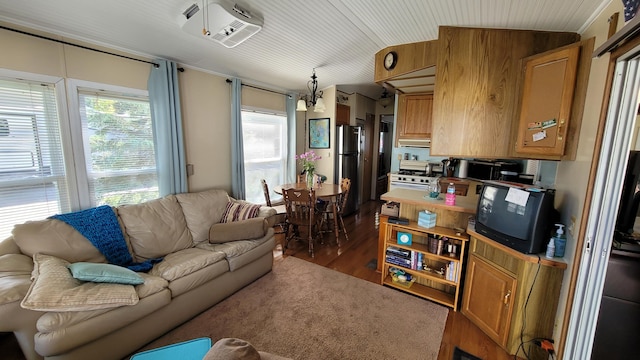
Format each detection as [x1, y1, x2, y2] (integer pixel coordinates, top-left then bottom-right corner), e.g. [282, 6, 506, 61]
[376, 114, 393, 199]
[565, 50, 640, 359]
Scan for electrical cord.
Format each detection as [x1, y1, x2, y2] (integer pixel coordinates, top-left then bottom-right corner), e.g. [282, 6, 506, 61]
[514, 254, 541, 360]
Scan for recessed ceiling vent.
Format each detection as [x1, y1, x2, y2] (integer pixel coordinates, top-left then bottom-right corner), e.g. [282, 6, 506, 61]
[178, 1, 263, 48]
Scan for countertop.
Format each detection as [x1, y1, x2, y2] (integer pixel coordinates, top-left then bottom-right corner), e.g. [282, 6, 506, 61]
[380, 188, 478, 214]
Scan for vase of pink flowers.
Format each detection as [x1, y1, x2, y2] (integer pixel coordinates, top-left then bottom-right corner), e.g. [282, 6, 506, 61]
[296, 150, 321, 189]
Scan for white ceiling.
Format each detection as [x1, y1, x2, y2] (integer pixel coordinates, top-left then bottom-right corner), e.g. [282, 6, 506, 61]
[0, 0, 612, 100]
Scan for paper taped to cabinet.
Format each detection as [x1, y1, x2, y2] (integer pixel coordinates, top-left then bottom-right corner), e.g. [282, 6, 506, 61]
[532, 130, 547, 142]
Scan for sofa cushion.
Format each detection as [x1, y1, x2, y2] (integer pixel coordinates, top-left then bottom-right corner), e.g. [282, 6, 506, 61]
[35, 274, 168, 333]
[12, 219, 107, 263]
[221, 201, 261, 223]
[196, 230, 274, 271]
[149, 248, 227, 282]
[21, 253, 138, 312]
[117, 195, 193, 262]
[135, 273, 169, 299]
[34, 291, 171, 356]
[209, 217, 268, 243]
[67, 262, 144, 285]
[176, 189, 231, 244]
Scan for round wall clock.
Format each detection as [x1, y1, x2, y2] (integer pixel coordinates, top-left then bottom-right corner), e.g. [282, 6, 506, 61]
[384, 51, 398, 70]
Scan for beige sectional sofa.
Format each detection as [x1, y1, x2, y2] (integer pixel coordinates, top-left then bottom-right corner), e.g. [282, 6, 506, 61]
[0, 189, 277, 360]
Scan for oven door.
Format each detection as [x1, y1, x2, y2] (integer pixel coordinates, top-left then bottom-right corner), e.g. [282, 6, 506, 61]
[389, 181, 429, 191]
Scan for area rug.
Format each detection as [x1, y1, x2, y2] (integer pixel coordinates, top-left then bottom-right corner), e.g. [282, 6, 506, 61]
[137, 257, 449, 360]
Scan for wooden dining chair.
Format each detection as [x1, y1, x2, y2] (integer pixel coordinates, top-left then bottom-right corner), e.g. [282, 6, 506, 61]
[282, 187, 322, 257]
[335, 178, 352, 242]
[320, 178, 351, 243]
[260, 179, 288, 236]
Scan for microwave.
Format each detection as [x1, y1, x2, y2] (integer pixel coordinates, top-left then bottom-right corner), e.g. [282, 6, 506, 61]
[467, 160, 521, 181]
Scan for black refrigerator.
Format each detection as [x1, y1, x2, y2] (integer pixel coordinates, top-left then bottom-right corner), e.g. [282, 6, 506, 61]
[335, 125, 360, 215]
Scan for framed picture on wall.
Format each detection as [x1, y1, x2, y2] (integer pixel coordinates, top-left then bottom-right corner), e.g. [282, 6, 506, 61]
[309, 118, 330, 149]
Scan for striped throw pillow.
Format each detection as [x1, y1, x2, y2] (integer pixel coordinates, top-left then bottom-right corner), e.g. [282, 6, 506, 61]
[221, 201, 261, 223]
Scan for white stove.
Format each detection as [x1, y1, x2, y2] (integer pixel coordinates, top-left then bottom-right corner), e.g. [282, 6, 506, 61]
[389, 160, 444, 191]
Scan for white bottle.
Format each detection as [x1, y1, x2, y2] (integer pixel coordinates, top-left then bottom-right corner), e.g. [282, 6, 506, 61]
[545, 238, 555, 259]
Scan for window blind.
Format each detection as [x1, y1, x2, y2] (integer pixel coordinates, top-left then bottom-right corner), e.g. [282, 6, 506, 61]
[241, 110, 287, 204]
[77, 89, 158, 207]
[0, 78, 70, 239]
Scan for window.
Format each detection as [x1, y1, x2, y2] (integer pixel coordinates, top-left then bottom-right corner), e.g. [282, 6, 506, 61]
[0, 77, 71, 239]
[241, 110, 287, 204]
[76, 88, 158, 207]
[0, 74, 158, 240]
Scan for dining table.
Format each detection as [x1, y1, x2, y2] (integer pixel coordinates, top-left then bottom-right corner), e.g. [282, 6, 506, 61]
[274, 182, 343, 245]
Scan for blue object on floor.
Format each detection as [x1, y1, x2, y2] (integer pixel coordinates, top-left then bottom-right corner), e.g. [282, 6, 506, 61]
[130, 337, 211, 360]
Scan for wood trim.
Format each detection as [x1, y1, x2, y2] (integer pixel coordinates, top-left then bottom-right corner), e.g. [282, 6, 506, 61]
[594, 11, 640, 56]
[374, 40, 438, 83]
[608, 13, 620, 39]
[468, 226, 567, 269]
[557, 33, 640, 360]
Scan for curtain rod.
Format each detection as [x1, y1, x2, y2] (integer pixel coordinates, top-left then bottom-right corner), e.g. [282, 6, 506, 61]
[0, 25, 184, 72]
[225, 79, 291, 98]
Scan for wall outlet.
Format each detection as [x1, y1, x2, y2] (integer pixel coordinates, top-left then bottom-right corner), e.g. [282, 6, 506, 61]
[397, 154, 402, 161]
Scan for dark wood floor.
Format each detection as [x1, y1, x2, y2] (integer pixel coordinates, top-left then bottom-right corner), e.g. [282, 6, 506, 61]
[0, 200, 518, 360]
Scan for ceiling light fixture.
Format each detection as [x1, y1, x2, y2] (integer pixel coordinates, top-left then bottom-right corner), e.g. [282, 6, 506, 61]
[379, 88, 393, 108]
[296, 69, 326, 113]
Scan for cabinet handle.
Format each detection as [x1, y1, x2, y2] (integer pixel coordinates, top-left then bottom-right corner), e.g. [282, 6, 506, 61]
[504, 290, 511, 306]
[557, 119, 565, 141]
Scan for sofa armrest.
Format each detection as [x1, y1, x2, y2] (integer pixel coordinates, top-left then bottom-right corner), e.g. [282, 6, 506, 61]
[258, 207, 277, 228]
[0, 254, 34, 307]
[0, 236, 21, 256]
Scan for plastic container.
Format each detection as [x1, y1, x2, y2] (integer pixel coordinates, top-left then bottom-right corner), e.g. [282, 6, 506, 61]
[553, 224, 566, 257]
[445, 183, 456, 206]
[545, 238, 555, 259]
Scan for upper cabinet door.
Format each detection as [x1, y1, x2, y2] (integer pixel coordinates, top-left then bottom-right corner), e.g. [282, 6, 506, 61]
[396, 93, 433, 143]
[514, 45, 580, 157]
[336, 103, 350, 126]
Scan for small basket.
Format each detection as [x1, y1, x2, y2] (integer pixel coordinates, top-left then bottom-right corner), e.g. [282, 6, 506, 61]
[391, 274, 416, 288]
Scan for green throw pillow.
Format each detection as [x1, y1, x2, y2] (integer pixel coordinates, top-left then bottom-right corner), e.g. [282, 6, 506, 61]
[67, 262, 144, 285]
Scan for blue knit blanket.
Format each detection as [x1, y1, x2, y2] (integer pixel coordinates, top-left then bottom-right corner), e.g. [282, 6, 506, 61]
[51, 205, 161, 272]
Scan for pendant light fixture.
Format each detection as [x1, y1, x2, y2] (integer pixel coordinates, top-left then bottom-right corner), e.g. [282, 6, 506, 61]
[296, 68, 326, 113]
[379, 88, 393, 108]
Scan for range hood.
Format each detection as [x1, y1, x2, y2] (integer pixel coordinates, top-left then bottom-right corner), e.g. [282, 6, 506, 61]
[397, 138, 431, 148]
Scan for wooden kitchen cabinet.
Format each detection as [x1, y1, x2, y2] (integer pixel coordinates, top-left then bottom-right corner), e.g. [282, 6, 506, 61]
[395, 93, 433, 145]
[514, 42, 585, 159]
[431, 26, 579, 158]
[336, 103, 350, 126]
[463, 254, 517, 348]
[515, 46, 579, 157]
[462, 229, 567, 359]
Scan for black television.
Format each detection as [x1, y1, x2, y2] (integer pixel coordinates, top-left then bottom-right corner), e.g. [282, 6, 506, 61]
[475, 181, 556, 254]
[615, 150, 640, 239]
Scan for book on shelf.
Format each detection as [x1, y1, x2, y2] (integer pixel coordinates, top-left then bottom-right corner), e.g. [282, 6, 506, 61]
[386, 246, 411, 258]
[386, 255, 411, 268]
[445, 261, 458, 282]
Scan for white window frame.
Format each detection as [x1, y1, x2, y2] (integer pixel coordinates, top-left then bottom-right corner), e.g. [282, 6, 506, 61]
[241, 107, 288, 204]
[66, 79, 152, 209]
